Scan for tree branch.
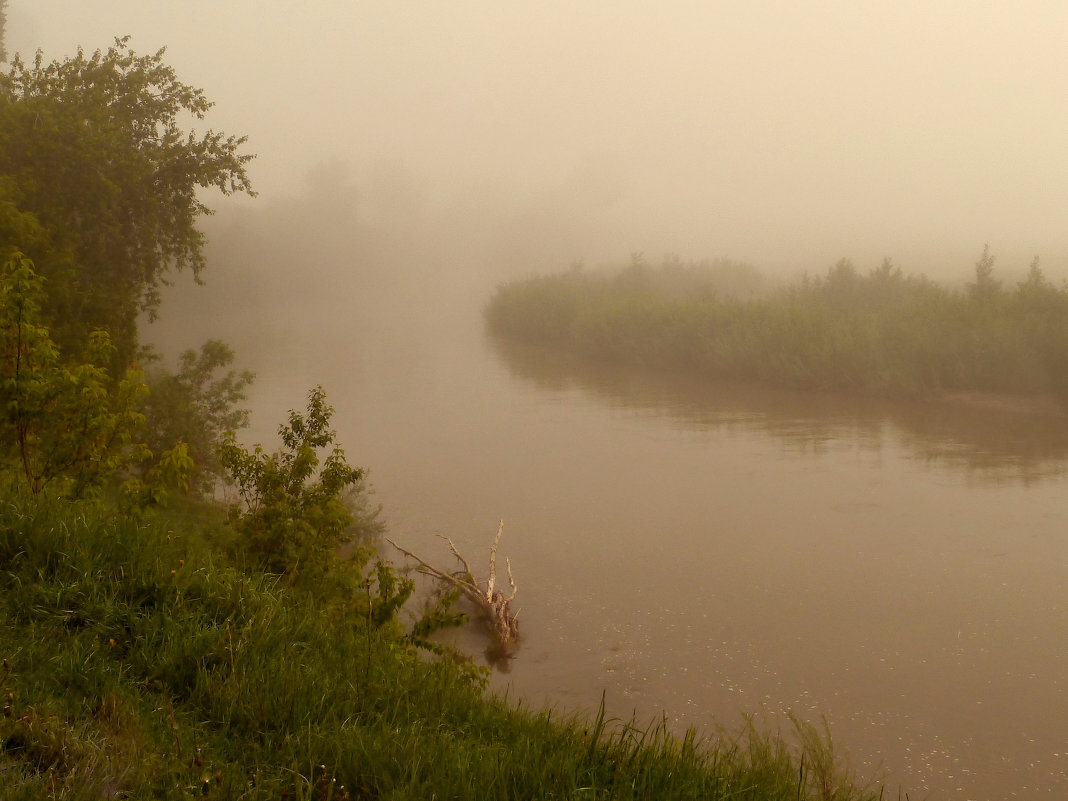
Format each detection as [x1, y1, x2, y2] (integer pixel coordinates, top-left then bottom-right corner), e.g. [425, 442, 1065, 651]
[386, 520, 519, 652]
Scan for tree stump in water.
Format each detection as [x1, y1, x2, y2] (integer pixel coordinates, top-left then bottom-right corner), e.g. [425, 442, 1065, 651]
[387, 520, 519, 651]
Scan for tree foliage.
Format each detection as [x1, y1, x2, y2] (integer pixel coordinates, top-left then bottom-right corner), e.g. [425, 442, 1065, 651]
[140, 340, 254, 495]
[0, 252, 148, 495]
[968, 244, 1002, 303]
[0, 36, 254, 365]
[219, 386, 367, 579]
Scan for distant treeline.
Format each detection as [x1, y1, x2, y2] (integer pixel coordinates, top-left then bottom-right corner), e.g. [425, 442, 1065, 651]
[484, 250, 1068, 399]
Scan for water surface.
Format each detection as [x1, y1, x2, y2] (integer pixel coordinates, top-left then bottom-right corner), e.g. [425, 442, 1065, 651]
[193, 281, 1068, 800]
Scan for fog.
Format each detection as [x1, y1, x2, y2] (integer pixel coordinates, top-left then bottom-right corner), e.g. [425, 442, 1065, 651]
[12, 1, 1068, 284]
[12, 7, 1068, 797]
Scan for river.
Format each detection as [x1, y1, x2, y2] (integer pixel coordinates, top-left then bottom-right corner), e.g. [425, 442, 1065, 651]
[158, 270, 1068, 800]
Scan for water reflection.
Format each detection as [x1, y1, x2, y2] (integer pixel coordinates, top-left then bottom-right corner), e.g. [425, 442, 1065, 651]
[488, 336, 1068, 486]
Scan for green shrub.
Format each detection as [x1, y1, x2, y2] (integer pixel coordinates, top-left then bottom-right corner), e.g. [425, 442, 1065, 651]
[218, 385, 369, 581]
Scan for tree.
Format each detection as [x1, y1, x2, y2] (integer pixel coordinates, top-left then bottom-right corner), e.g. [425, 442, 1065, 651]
[968, 244, 1002, 303]
[140, 340, 254, 495]
[0, 251, 148, 495]
[0, 37, 254, 366]
[1016, 256, 1056, 307]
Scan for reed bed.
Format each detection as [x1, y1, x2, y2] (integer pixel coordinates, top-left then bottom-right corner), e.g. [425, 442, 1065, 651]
[485, 253, 1068, 401]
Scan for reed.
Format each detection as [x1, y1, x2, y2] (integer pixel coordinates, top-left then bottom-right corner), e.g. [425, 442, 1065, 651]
[485, 253, 1068, 401]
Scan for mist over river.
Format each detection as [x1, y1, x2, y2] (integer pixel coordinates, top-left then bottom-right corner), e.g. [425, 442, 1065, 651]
[149, 257, 1068, 801]
[13, 3, 1068, 796]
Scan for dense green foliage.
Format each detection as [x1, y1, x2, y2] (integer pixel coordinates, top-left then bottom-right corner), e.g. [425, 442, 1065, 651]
[486, 251, 1068, 399]
[0, 37, 254, 365]
[0, 252, 148, 495]
[218, 386, 370, 582]
[0, 34, 257, 496]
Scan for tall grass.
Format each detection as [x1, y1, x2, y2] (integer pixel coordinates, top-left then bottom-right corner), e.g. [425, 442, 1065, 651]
[0, 485, 887, 799]
[485, 252, 1068, 400]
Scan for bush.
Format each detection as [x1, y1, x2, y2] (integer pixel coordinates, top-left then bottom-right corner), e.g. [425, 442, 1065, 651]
[218, 385, 369, 581]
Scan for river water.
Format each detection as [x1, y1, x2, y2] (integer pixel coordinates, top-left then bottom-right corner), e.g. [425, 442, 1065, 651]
[162, 273, 1068, 800]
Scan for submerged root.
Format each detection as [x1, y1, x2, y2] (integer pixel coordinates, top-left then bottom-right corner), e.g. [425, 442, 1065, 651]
[387, 520, 519, 651]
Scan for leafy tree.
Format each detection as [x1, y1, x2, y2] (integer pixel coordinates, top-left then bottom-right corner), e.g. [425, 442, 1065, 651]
[969, 244, 1002, 303]
[0, 251, 148, 494]
[219, 386, 368, 580]
[140, 339, 254, 495]
[0, 37, 254, 366]
[1015, 256, 1059, 309]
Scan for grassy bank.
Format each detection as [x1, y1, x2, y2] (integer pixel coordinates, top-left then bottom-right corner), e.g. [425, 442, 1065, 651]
[485, 252, 1068, 400]
[0, 486, 884, 800]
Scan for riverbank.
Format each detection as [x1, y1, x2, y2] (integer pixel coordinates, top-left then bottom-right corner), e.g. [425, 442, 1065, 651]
[0, 486, 885, 800]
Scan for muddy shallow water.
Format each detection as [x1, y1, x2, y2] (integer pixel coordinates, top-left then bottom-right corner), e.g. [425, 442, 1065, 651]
[204, 286, 1067, 801]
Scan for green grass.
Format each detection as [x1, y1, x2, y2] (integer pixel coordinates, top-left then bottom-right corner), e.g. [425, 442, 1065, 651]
[485, 252, 1068, 401]
[0, 486, 887, 799]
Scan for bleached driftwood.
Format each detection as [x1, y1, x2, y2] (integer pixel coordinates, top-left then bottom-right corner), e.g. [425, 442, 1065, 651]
[387, 520, 519, 648]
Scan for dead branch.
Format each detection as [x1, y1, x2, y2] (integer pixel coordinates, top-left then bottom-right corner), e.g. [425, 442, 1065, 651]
[386, 519, 519, 648]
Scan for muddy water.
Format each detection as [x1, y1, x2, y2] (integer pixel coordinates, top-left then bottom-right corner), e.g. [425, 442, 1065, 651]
[225, 286, 1068, 801]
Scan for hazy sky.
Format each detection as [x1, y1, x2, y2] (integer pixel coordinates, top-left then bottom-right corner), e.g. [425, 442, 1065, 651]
[10, 1, 1068, 277]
